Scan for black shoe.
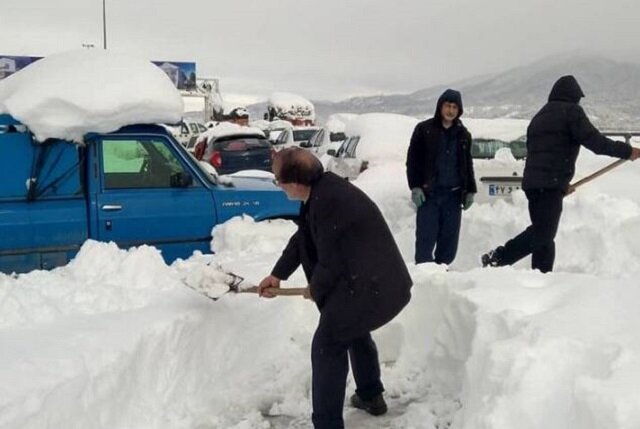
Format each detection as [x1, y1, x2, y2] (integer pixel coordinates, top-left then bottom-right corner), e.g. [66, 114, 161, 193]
[481, 246, 504, 267]
[350, 393, 387, 416]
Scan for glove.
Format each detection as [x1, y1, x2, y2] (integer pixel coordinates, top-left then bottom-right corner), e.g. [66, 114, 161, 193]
[411, 188, 426, 207]
[463, 193, 474, 210]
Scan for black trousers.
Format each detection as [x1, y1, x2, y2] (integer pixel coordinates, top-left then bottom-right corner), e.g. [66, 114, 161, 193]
[310, 323, 384, 429]
[499, 188, 564, 273]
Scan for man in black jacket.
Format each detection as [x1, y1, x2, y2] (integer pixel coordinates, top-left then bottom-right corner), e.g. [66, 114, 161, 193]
[259, 148, 412, 429]
[406, 89, 477, 265]
[482, 75, 640, 272]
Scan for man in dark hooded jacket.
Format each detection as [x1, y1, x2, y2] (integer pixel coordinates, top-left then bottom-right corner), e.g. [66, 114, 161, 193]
[482, 75, 640, 272]
[406, 89, 477, 265]
[259, 148, 412, 429]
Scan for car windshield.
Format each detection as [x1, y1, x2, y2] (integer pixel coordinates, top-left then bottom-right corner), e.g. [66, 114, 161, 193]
[471, 138, 527, 159]
[292, 129, 317, 141]
[215, 137, 271, 151]
[329, 132, 346, 142]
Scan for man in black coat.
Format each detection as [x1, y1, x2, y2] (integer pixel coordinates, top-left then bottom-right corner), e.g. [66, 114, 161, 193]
[482, 75, 640, 272]
[258, 148, 412, 429]
[406, 88, 477, 265]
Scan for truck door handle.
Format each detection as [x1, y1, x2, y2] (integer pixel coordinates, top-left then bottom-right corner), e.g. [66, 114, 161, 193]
[101, 204, 123, 211]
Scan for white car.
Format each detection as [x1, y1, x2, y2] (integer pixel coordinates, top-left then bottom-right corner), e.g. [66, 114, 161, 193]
[325, 136, 367, 180]
[327, 133, 526, 201]
[306, 127, 347, 156]
[272, 126, 320, 150]
[166, 120, 207, 148]
[471, 138, 525, 202]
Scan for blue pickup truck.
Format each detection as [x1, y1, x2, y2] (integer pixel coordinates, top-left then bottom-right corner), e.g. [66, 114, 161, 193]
[0, 114, 299, 274]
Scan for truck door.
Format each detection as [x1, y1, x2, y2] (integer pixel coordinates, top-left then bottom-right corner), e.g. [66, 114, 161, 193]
[93, 136, 217, 263]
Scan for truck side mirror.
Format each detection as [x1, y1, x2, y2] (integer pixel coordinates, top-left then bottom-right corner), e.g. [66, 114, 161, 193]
[170, 171, 193, 188]
[327, 149, 337, 156]
[299, 141, 311, 148]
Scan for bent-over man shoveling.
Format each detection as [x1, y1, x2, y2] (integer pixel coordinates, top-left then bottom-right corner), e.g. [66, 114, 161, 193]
[258, 148, 412, 429]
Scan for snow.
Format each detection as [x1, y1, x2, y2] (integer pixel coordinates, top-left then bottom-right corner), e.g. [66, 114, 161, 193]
[267, 120, 294, 131]
[0, 50, 184, 143]
[198, 121, 265, 144]
[268, 92, 314, 111]
[463, 118, 529, 141]
[344, 113, 419, 165]
[2, 111, 640, 428]
[325, 113, 359, 133]
[268, 92, 315, 122]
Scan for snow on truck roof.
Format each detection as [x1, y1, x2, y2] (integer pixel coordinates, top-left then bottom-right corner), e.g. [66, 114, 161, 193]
[0, 50, 184, 143]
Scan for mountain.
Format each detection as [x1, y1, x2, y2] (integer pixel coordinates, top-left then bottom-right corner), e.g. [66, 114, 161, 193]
[249, 54, 640, 129]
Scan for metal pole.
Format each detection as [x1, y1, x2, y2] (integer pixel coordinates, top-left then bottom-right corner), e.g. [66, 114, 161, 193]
[102, 0, 107, 49]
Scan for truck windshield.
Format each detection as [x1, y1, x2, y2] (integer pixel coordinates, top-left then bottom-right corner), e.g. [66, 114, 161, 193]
[102, 138, 189, 189]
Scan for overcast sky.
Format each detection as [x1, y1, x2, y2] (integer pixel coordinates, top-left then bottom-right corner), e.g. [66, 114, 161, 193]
[2, 0, 640, 104]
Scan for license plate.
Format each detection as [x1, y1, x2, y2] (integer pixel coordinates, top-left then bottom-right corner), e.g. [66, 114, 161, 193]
[489, 183, 521, 196]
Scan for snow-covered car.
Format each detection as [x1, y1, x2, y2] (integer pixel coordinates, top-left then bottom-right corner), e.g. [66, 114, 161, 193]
[471, 137, 526, 201]
[325, 113, 418, 180]
[166, 120, 207, 147]
[263, 119, 293, 144]
[325, 135, 367, 179]
[325, 113, 531, 202]
[272, 126, 321, 150]
[306, 127, 347, 156]
[266, 92, 315, 126]
[330, 133, 527, 199]
[194, 123, 272, 175]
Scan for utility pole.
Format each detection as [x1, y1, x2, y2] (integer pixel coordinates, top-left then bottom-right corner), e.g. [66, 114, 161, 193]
[102, 0, 107, 49]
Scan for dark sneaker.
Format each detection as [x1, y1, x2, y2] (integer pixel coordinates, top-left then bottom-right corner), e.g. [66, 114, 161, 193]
[481, 251, 495, 267]
[350, 393, 387, 416]
[481, 246, 504, 267]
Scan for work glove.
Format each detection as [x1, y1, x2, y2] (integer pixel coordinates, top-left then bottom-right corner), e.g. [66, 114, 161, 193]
[411, 188, 426, 207]
[462, 193, 474, 210]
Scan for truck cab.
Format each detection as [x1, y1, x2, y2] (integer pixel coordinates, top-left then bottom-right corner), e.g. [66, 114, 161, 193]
[0, 114, 299, 274]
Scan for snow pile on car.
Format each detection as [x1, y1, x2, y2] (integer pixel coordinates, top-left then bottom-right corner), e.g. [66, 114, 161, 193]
[198, 122, 265, 144]
[0, 50, 184, 143]
[344, 113, 419, 164]
[268, 92, 315, 122]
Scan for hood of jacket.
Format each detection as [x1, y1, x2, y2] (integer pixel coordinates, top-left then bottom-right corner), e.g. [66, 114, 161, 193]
[434, 88, 463, 122]
[548, 75, 585, 103]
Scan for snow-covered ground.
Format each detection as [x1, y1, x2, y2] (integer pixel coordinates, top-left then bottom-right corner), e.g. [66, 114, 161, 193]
[3, 53, 640, 427]
[1, 134, 640, 428]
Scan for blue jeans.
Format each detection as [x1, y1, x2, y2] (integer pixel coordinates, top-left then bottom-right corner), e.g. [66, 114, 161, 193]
[415, 188, 462, 265]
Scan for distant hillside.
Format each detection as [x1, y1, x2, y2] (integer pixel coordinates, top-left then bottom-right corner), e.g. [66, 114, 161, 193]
[249, 55, 640, 129]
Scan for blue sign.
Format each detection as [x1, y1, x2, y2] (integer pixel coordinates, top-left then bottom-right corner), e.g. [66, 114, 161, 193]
[152, 61, 197, 91]
[0, 56, 43, 79]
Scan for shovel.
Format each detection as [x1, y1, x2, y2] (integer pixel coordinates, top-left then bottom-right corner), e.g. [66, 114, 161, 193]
[566, 158, 627, 196]
[190, 269, 307, 301]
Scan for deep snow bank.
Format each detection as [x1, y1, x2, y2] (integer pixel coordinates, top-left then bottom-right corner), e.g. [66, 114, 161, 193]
[1, 134, 640, 428]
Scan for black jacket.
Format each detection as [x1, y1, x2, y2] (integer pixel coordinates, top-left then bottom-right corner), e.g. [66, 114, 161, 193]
[522, 75, 632, 191]
[272, 172, 412, 340]
[406, 91, 477, 196]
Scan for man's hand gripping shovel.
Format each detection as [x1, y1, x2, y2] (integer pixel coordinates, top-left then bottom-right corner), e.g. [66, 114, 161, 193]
[183, 263, 309, 301]
[566, 146, 640, 196]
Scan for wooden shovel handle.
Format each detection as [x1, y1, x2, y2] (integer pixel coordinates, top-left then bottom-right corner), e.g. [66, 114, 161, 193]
[240, 286, 307, 296]
[568, 159, 627, 194]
